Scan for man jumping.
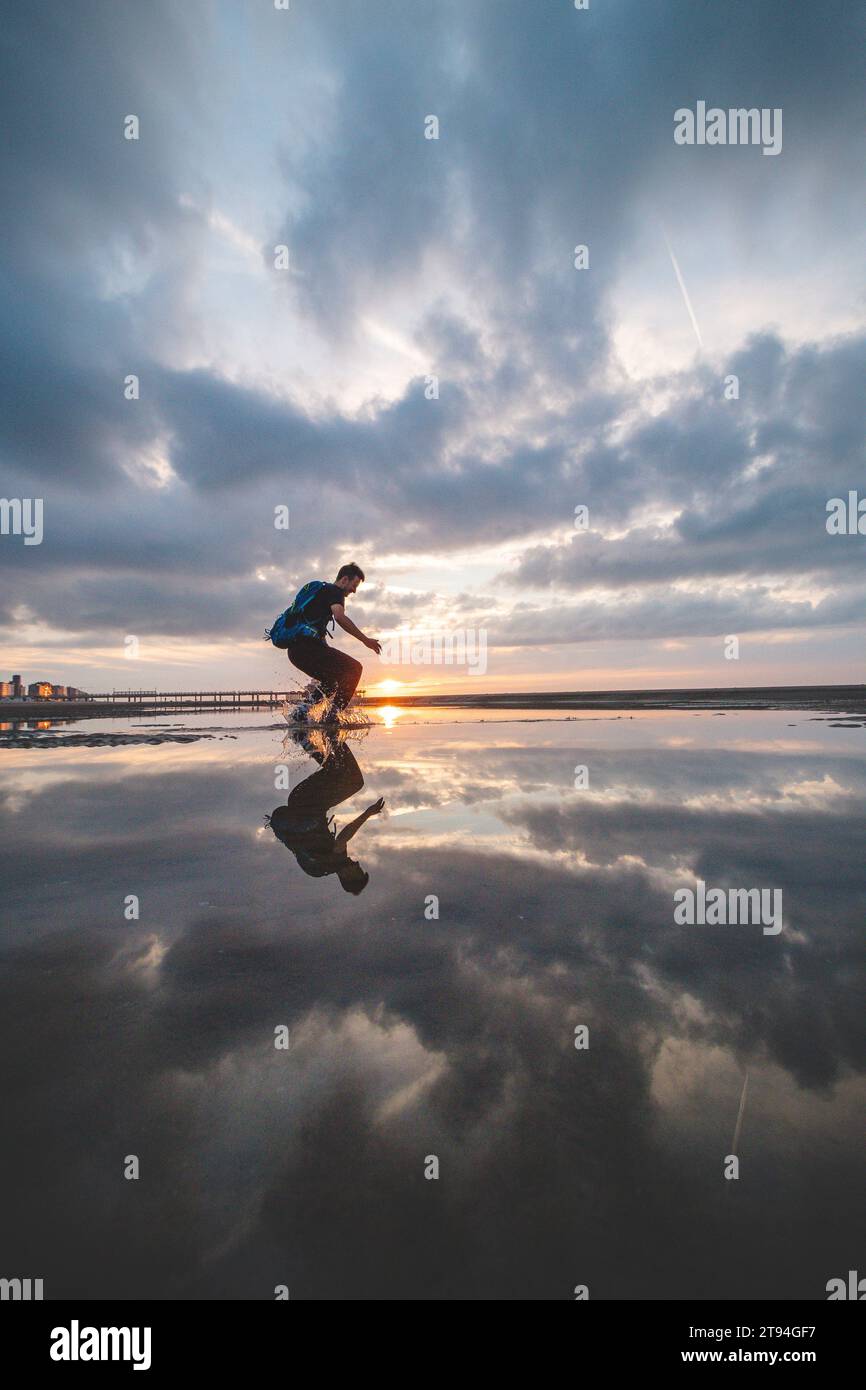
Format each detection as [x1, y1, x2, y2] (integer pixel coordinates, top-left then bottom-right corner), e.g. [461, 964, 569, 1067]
[282, 562, 381, 722]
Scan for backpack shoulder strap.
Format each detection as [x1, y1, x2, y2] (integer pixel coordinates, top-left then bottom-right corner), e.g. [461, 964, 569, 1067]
[294, 579, 327, 612]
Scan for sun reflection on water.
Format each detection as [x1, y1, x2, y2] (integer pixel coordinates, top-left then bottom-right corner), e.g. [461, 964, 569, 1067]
[375, 704, 404, 729]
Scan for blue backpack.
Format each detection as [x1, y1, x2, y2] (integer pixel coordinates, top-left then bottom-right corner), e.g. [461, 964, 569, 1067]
[265, 580, 332, 649]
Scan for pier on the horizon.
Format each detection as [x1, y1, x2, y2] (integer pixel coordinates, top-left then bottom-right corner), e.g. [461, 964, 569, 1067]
[3, 683, 866, 721]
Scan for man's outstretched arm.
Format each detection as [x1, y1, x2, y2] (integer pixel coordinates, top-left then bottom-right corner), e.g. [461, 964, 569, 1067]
[330, 603, 381, 653]
[334, 797, 385, 847]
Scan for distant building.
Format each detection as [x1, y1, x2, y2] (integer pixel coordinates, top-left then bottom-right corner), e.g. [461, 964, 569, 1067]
[6, 677, 84, 700]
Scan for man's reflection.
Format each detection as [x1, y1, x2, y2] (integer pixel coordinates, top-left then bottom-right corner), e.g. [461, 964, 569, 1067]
[267, 732, 384, 893]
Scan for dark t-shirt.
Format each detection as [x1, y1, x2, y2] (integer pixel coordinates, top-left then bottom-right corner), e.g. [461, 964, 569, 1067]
[297, 582, 344, 640]
[269, 809, 345, 877]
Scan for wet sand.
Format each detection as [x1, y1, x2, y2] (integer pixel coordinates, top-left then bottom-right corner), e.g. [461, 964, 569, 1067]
[2, 701, 865, 748]
[1, 707, 864, 1299]
[0, 730, 227, 748]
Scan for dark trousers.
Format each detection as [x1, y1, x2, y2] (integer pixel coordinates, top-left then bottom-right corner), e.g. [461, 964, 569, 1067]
[287, 636, 363, 710]
[285, 744, 364, 819]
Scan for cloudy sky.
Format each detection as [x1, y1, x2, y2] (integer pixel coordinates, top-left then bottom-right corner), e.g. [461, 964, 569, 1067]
[1, 0, 864, 695]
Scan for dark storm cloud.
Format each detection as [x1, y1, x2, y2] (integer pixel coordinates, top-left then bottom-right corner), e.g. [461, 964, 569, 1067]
[3, 325, 864, 646]
[0, 1, 205, 274]
[0, 274, 166, 488]
[502, 330, 866, 624]
[1, 1, 864, 652]
[487, 581, 865, 648]
[280, 0, 864, 346]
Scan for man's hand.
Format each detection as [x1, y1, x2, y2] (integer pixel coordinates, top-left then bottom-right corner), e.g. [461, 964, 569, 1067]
[331, 604, 381, 654]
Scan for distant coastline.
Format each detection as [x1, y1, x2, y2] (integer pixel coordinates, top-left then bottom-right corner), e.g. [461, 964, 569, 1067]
[3, 683, 866, 721]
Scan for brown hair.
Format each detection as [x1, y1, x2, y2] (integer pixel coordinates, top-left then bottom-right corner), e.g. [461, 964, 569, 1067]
[336, 562, 365, 582]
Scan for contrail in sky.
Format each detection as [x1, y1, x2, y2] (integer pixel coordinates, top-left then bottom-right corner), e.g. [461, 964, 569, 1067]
[730, 1069, 750, 1157]
[662, 228, 703, 349]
